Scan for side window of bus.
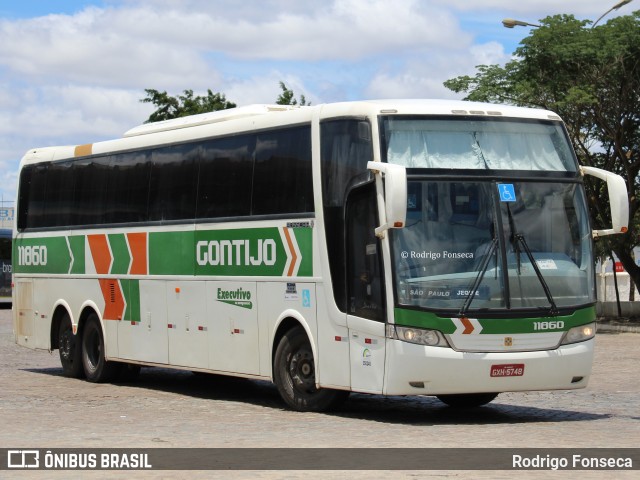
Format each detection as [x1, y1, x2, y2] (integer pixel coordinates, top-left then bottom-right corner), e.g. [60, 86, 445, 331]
[320, 119, 373, 312]
[346, 183, 384, 322]
[42, 161, 75, 227]
[253, 126, 313, 215]
[73, 156, 110, 226]
[148, 144, 199, 221]
[197, 135, 253, 219]
[18, 165, 43, 229]
[105, 151, 151, 224]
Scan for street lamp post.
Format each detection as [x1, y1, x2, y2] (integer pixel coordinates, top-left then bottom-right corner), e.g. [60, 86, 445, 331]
[502, 0, 635, 30]
[501, 18, 541, 28]
[592, 0, 634, 27]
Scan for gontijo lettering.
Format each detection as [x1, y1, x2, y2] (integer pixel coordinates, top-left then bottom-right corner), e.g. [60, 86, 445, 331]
[196, 239, 277, 266]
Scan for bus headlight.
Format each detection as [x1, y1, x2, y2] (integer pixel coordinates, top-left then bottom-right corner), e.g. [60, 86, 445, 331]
[561, 322, 596, 345]
[387, 325, 449, 347]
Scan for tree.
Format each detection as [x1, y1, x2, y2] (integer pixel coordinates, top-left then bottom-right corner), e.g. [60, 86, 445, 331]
[276, 81, 309, 106]
[444, 12, 640, 294]
[141, 88, 236, 123]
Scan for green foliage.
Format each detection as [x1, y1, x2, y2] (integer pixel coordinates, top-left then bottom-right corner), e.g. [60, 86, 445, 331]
[141, 82, 309, 124]
[141, 89, 236, 123]
[276, 81, 309, 106]
[444, 11, 640, 291]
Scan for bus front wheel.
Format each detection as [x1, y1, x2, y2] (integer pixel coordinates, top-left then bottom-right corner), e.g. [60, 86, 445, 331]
[81, 313, 119, 383]
[273, 326, 348, 412]
[58, 314, 84, 378]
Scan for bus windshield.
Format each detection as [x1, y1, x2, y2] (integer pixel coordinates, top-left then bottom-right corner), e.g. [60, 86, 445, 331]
[391, 180, 594, 313]
[382, 117, 577, 172]
[382, 116, 592, 314]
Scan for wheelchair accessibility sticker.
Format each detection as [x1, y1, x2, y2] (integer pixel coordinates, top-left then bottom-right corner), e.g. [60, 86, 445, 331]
[498, 184, 516, 202]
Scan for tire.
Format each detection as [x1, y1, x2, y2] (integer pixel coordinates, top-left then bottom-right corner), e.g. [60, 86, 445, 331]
[273, 326, 348, 412]
[81, 313, 119, 383]
[58, 314, 84, 378]
[436, 393, 499, 408]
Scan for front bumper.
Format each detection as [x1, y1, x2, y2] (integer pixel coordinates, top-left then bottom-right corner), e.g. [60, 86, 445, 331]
[383, 337, 594, 395]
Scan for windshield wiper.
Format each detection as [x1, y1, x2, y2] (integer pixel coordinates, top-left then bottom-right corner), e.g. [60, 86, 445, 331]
[505, 202, 522, 273]
[459, 237, 498, 316]
[506, 204, 559, 316]
[512, 233, 559, 316]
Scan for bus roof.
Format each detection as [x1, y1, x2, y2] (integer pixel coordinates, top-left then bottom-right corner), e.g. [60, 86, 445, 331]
[123, 104, 297, 138]
[19, 99, 563, 166]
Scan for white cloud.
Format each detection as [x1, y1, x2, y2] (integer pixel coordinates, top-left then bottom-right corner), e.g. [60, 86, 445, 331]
[225, 72, 319, 106]
[469, 41, 509, 66]
[0, 85, 152, 140]
[430, 0, 634, 17]
[365, 70, 458, 100]
[0, 1, 470, 79]
[363, 40, 510, 101]
[0, 7, 219, 89]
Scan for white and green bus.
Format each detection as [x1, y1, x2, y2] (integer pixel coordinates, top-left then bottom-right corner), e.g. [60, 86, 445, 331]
[13, 100, 628, 411]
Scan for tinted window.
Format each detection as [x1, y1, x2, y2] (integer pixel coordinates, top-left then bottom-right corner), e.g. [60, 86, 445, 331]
[197, 135, 253, 219]
[148, 144, 199, 221]
[44, 161, 76, 227]
[320, 119, 373, 312]
[105, 152, 151, 224]
[72, 157, 110, 226]
[18, 124, 315, 230]
[17, 165, 42, 230]
[346, 183, 384, 321]
[252, 126, 313, 215]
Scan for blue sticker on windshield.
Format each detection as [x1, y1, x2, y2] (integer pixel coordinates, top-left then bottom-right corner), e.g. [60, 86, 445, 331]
[498, 184, 516, 202]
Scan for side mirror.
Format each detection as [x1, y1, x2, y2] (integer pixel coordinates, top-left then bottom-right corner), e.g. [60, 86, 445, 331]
[581, 166, 629, 237]
[367, 161, 407, 237]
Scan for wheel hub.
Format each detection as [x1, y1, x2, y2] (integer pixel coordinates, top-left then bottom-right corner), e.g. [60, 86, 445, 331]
[289, 348, 316, 393]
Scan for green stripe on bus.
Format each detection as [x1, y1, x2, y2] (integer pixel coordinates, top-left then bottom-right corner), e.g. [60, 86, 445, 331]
[14, 225, 313, 278]
[13, 236, 71, 274]
[108, 234, 131, 275]
[121, 279, 141, 322]
[293, 228, 313, 277]
[394, 306, 596, 334]
[148, 231, 196, 276]
[68, 235, 85, 274]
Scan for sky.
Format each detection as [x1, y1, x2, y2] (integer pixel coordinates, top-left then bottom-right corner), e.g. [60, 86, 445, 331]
[0, 0, 637, 203]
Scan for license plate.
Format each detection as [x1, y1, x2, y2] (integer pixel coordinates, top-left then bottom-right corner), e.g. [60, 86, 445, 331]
[490, 363, 525, 377]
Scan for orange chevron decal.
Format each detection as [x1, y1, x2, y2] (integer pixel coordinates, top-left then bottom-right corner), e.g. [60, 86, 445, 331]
[461, 317, 474, 334]
[127, 232, 148, 275]
[88, 234, 112, 274]
[99, 279, 125, 320]
[282, 227, 298, 277]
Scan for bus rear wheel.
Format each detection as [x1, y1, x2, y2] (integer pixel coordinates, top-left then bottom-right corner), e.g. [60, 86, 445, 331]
[436, 393, 499, 408]
[81, 313, 119, 383]
[58, 314, 84, 378]
[274, 326, 348, 412]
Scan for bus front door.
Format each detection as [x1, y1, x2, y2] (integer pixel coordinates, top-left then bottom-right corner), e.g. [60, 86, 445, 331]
[346, 183, 386, 394]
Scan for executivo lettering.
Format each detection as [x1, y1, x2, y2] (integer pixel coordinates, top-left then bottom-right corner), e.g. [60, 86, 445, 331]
[217, 287, 253, 309]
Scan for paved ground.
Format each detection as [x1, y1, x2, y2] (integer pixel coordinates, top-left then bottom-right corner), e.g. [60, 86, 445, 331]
[0, 306, 638, 479]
